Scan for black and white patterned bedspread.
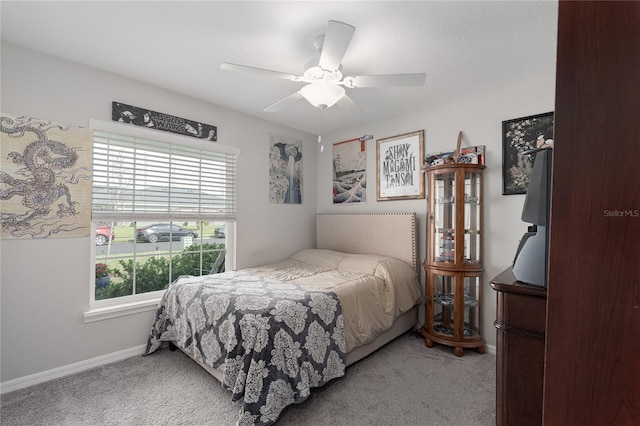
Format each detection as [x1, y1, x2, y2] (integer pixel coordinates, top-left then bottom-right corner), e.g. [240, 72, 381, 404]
[144, 270, 347, 425]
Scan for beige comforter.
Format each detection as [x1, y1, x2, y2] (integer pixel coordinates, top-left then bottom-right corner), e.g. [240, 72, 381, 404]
[240, 249, 421, 351]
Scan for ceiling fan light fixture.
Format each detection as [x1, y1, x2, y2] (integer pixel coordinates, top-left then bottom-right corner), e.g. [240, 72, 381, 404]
[300, 82, 345, 108]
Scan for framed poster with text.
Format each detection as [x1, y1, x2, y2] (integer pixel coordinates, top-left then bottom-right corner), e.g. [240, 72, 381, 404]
[377, 130, 424, 201]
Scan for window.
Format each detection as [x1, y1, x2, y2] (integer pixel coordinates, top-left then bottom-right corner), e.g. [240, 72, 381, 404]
[87, 119, 238, 315]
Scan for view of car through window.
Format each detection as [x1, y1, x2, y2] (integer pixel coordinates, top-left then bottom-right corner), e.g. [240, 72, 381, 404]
[95, 224, 114, 246]
[94, 221, 227, 301]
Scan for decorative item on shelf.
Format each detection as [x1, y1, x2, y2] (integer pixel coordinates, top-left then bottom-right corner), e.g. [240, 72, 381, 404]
[464, 194, 479, 204]
[422, 131, 486, 170]
[95, 263, 111, 289]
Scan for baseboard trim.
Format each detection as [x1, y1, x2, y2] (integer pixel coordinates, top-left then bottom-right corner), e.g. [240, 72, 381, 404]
[0, 341, 498, 395]
[0, 344, 147, 395]
[486, 343, 497, 355]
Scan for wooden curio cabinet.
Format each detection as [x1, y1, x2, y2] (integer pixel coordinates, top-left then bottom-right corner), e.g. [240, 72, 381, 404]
[420, 163, 486, 356]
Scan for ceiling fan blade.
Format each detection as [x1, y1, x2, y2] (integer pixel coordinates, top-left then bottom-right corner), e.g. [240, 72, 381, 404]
[344, 73, 427, 88]
[220, 62, 301, 81]
[318, 20, 356, 72]
[264, 91, 304, 112]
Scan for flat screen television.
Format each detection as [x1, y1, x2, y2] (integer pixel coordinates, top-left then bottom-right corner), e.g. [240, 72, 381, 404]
[512, 147, 553, 287]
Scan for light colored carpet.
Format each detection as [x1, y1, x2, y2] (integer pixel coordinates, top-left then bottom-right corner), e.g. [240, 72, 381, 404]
[0, 333, 496, 425]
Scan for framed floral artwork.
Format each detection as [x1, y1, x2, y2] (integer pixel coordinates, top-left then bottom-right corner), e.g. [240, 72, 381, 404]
[502, 112, 554, 195]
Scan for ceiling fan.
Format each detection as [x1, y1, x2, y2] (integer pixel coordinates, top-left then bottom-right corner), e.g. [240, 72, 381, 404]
[220, 20, 426, 113]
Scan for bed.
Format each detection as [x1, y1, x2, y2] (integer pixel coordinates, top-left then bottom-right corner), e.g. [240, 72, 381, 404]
[144, 213, 421, 425]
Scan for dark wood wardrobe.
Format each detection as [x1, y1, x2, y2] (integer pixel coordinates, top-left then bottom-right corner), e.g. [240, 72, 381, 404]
[544, 1, 640, 424]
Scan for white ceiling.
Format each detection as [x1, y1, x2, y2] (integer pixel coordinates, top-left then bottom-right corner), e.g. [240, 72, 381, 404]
[1, 1, 558, 135]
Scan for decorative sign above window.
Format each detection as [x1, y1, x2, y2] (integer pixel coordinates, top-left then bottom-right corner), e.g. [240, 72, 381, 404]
[111, 102, 217, 141]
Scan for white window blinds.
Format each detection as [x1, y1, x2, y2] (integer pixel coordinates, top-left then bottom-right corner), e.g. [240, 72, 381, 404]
[90, 120, 238, 221]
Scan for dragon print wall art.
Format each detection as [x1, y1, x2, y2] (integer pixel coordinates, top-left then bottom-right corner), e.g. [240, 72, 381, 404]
[0, 113, 92, 240]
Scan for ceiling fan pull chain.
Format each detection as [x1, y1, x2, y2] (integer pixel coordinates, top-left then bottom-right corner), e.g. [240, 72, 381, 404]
[318, 106, 324, 152]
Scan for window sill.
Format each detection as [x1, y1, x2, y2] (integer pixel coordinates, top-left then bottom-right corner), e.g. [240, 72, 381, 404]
[84, 298, 161, 323]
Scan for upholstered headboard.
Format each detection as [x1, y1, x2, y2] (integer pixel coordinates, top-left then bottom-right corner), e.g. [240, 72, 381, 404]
[315, 213, 418, 271]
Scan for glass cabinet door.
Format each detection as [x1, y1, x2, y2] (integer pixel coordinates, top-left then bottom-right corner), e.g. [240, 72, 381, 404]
[432, 170, 456, 264]
[463, 274, 481, 339]
[431, 271, 456, 336]
[464, 171, 482, 265]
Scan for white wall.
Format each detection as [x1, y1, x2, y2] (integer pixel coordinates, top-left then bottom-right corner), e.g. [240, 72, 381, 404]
[318, 75, 556, 348]
[0, 43, 317, 382]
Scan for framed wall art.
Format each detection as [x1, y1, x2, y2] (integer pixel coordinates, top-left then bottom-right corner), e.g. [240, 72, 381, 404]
[269, 133, 303, 204]
[0, 113, 93, 240]
[502, 112, 554, 195]
[333, 136, 367, 204]
[376, 130, 424, 201]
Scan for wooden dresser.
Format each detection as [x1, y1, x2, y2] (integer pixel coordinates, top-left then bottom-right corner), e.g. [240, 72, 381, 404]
[490, 267, 547, 426]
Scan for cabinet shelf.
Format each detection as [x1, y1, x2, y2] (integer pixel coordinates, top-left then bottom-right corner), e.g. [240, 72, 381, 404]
[433, 322, 479, 337]
[433, 292, 479, 307]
